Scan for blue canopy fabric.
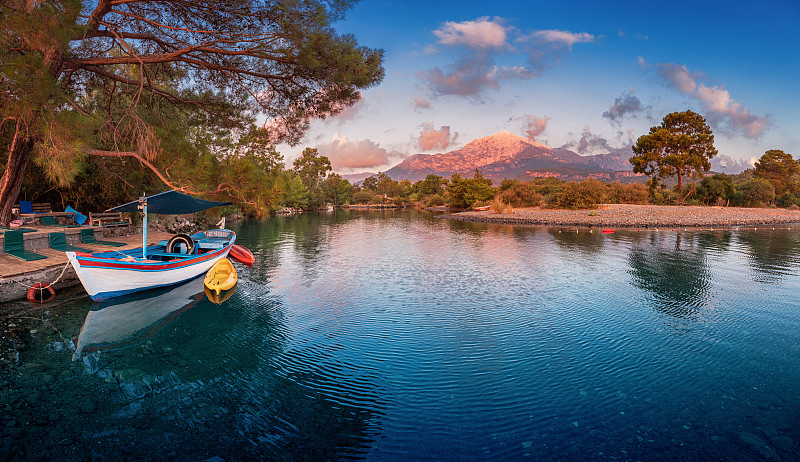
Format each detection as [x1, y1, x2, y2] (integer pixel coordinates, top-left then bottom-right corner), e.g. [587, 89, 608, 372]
[65, 205, 87, 225]
[109, 191, 231, 215]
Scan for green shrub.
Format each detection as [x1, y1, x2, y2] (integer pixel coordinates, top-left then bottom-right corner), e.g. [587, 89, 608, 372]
[776, 192, 800, 208]
[737, 178, 775, 207]
[498, 183, 544, 207]
[696, 174, 735, 205]
[352, 190, 374, 204]
[550, 179, 606, 209]
[426, 194, 445, 207]
[606, 182, 649, 204]
[530, 177, 565, 201]
[490, 197, 514, 214]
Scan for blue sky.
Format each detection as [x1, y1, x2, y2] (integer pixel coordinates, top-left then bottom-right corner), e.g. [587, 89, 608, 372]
[280, 0, 800, 174]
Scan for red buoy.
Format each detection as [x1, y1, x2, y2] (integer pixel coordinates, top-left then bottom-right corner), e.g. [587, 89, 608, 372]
[229, 244, 254, 267]
[602, 229, 615, 234]
[27, 283, 55, 304]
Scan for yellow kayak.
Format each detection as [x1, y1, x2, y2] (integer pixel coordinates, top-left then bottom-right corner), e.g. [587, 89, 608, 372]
[205, 285, 236, 305]
[204, 257, 237, 294]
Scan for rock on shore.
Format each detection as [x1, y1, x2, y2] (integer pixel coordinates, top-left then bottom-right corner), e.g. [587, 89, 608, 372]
[442, 204, 800, 228]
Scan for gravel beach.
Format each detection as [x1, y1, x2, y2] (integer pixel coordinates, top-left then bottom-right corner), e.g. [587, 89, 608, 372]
[441, 204, 800, 228]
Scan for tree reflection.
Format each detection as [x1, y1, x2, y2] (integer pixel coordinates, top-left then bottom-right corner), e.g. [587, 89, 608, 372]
[549, 227, 605, 256]
[736, 228, 800, 284]
[627, 232, 712, 319]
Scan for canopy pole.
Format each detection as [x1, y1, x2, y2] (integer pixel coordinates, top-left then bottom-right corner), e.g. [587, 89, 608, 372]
[138, 196, 148, 259]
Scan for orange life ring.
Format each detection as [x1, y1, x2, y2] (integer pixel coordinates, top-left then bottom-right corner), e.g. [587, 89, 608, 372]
[27, 283, 55, 304]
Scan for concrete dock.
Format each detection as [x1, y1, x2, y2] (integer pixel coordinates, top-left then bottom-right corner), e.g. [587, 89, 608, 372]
[0, 226, 172, 302]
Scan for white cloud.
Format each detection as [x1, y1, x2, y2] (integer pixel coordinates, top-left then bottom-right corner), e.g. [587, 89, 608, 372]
[515, 29, 597, 73]
[523, 30, 596, 50]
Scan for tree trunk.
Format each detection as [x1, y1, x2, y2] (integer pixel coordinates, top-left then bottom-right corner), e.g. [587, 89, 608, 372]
[677, 169, 684, 203]
[0, 119, 36, 225]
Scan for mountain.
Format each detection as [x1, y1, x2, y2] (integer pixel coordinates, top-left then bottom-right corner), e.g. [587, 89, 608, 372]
[580, 147, 635, 172]
[339, 172, 376, 183]
[383, 131, 640, 183]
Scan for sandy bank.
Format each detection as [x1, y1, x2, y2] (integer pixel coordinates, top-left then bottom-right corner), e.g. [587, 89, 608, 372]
[441, 204, 800, 228]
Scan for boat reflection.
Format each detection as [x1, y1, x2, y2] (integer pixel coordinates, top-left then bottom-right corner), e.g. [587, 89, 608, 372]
[204, 284, 236, 304]
[72, 276, 208, 359]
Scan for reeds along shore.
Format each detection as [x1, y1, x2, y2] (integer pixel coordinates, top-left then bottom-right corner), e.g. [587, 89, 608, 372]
[444, 204, 800, 228]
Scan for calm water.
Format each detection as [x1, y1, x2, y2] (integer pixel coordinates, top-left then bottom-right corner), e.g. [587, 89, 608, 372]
[2, 210, 800, 461]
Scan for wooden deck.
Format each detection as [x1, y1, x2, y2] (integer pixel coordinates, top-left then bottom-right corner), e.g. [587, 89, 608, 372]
[0, 227, 173, 301]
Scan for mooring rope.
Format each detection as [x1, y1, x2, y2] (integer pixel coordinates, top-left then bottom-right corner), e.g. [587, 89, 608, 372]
[6, 260, 71, 292]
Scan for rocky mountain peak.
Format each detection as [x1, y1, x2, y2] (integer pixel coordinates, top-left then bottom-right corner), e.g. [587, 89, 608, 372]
[462, 130, 547, 153]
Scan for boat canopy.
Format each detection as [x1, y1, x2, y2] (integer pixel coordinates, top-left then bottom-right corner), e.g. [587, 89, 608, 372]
[109, 191, 231, 215]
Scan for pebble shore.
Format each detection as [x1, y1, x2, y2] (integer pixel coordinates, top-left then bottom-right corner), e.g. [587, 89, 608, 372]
[442, 204, 800, 228]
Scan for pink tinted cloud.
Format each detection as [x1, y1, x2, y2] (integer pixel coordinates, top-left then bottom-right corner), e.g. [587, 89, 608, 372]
[523, 115, 549, 141]
[316, 134, 391, 170]
[412, 97, 432, 111]
[418, 124, 455, 151]
[433, 17, 508, 49]
[649, 61, 773, 138]
[420, 19, 593, 96]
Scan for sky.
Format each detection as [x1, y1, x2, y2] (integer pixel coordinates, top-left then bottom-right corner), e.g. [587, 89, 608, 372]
[277, 0, 800, 175]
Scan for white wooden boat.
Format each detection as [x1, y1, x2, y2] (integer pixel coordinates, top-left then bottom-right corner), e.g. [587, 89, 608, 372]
[67, 191, 234, 301]
[67, 229, 235, 301]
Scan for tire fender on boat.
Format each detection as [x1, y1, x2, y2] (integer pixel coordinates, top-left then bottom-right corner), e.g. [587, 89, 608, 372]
[27, 283, 55, 304]
[166, 234, 195, 254]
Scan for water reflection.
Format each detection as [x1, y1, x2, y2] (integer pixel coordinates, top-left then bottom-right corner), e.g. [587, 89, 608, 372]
[737, 228, 800, 284]
[2, 263, 379, 460]
[73, 276, 207, 359]
[549, 227, 605, 254]
[627, 232, 712, 319]
[6, 215, 800, 461]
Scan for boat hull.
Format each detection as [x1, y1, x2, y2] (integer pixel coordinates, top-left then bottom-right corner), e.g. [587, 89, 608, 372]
[204, 257, 237, 294]
[67, 232, 235, 301]
[229, 244, 254, 266]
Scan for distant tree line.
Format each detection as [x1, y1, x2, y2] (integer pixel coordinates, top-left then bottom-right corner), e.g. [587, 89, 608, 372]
[11, 97, 797, 215]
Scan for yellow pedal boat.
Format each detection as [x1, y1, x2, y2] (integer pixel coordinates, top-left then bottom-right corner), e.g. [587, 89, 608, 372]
[204, 257, 237, 294]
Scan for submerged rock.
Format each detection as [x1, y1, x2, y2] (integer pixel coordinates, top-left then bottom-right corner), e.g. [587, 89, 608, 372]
[737, 432, 766, 448]
[770, 435, 793, 452]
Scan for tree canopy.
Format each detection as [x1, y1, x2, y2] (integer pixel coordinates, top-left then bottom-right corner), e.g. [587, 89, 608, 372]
[754, 149, 798, 197]
[0, 0, 384, 223]
[630, 110, 717, 199]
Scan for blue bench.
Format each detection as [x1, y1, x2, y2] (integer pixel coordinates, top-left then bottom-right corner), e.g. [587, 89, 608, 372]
[197, 238, 229, 250]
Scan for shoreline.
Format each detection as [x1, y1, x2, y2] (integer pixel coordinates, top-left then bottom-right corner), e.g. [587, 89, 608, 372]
[439, 204, 800, 228]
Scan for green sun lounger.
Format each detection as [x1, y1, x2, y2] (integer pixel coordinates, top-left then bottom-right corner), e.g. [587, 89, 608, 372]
[40, 216, 81, 228]
[49, 232, 92, 253]
[3, 230, 46, 261]
[80, 228, 124, 247]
